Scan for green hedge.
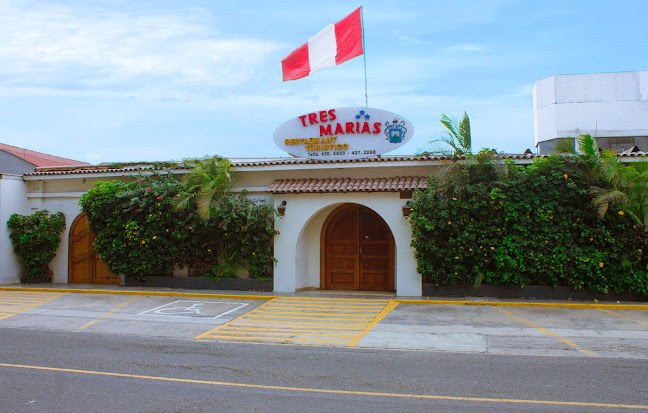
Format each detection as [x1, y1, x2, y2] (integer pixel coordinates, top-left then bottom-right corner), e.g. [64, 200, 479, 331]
[7, 210, 66, 280]
[410, 156, 648, 294]
[79, 173, 277, 279]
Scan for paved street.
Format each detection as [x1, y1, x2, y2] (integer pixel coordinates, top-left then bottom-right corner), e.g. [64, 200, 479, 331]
[0, 288, 647, 411]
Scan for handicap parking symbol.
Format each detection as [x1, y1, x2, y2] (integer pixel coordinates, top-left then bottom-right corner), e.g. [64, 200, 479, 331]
[140, 300, 248, 319]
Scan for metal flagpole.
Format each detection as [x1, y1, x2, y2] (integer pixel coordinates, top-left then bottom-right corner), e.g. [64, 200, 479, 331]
[361, 6, 368, 107]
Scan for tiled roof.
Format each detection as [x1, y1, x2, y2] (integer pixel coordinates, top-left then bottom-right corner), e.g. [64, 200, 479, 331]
[267, 177, 428, 193]
[0, 143, 88, 167]
[25, 154, 541, 176]
[24, 152, 648, 177]
[232, 153, 541, 167]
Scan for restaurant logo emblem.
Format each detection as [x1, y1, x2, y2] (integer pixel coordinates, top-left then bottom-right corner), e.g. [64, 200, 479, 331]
[384, 119, 407, 143]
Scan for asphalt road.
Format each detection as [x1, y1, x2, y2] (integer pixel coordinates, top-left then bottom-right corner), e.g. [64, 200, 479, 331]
[1, 327, 647, 412]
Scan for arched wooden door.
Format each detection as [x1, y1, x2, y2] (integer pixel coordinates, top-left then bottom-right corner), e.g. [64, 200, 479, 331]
[322, 205, 394, 291]
[68, 213, 120, 285]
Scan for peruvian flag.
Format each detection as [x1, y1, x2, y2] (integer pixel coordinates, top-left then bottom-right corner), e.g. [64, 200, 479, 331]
[281, 7, 364, 81]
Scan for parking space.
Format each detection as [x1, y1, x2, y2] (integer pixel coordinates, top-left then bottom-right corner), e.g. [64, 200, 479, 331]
[0, 290, 265, 339]
[195, 297, 396, 346]
[361, 303, 648, 358]
[0, 289, 646, 358]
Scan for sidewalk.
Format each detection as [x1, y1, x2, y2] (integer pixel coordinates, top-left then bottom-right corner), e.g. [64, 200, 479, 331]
[1, 283, 647, 309]
[1, 284, 647, 357]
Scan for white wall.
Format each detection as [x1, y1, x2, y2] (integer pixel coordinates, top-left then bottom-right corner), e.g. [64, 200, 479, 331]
[534, 71, 648, 145]
[0, 175, 28, 284]
[273, 192, 421, 297]
[25, 179, 86, 283]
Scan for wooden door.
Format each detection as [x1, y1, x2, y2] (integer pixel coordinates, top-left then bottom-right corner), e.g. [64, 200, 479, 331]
[324, 205, 394, 291]
[68, 214, 120, 285]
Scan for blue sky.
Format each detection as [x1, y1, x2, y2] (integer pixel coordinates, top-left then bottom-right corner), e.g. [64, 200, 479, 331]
[1, 0, 646, 164]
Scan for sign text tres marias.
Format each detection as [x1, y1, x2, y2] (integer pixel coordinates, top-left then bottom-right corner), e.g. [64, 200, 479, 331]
[274, 107, 414, 160]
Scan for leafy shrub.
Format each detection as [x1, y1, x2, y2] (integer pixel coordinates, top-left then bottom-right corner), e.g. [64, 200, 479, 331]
[7, 210, 66, 280]
[410, 155, 648, 294]
[79, 173, 277, 279]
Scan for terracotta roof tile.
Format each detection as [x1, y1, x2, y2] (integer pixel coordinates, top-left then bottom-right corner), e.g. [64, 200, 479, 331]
[0, 143, 88, 167]
[267, 177, 428, 193]
[25, 152, 648, 177]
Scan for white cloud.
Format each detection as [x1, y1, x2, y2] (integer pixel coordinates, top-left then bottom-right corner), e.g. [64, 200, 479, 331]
[0, 2, 283, 94]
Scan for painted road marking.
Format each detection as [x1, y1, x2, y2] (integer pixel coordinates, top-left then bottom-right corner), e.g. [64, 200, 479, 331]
[78, 296, 138, 331]
[140, 300, 249, 319]
[494, 307, 598, 357]
[599, 309, 648, 326]
[0, 291, 67, 321]
[0, 362, 646, 410]
[195, 297, 396, 346]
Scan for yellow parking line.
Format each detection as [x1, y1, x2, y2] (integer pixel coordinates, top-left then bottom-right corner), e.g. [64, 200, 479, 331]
[215, 330, 357, 338]
[246, 314, 375, 321]
[0, 291, 67, 321]
[2, 362, 645, 410]
[234, 321, 367, 329]
[267, 303, 386, 309]
[223, 326, 363, 333]
[201, 335, 349, 343]
[254, 309, 379, 317]
[195, 298, 280, 340]
[494, 307, 597, 357]
[598, 309, 648, 326]
[347, 300, 399, 347]
[196, 297, 393, 346]
[77, 296, 138, 331]
[273, 297, 390, 303]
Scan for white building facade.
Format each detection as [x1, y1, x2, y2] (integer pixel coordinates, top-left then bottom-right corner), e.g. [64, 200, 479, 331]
[3, 155, 491, 296]
[534, 71, 648, 154]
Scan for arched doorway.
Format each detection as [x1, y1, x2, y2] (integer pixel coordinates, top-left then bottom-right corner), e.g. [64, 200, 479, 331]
[68, 213, 120, 285]
[321, 204, 394, 291]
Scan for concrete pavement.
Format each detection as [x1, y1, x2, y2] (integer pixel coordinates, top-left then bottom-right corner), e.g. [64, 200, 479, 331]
[0, 284, 647, 358]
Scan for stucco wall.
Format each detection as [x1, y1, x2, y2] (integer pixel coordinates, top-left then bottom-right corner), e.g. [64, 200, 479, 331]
[273, 192, 421, 296]
[0, 174, 28, 284]
[534, 71, 648, 149]
[24, 161, 431, 295]
[0, 151, 36, 175]
[26, 179, 85, 283]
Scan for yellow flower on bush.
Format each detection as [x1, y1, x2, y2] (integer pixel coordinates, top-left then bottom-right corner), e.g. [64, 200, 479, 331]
[490, 246, 495, 250]
[599, 262, 604, 268]
[618, 211, 624, 215]
[564, 174, 568, 179]
[455, 256, 459, 259]
[448, 221, 451, 225]
[141, 240, 145, 244]
[152, 236, 157, 240]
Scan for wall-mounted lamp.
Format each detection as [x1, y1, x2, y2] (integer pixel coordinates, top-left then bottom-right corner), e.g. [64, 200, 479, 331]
[402, 201, 412, 218]
[277, 201, 287, 217]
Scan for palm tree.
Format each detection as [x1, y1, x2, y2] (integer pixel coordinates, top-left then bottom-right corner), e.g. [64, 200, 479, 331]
[430, 112, 472, 156]
[175, 155, 234, 220]
[577, 134, 648, 227]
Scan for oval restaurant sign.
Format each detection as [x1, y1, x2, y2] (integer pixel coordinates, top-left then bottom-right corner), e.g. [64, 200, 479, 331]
[274, 107, 414, 160]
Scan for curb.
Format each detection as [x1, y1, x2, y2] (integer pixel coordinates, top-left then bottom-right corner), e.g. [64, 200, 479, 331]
[0, 287, 274, 301]
[394, 299, 648, 310]
[2, 286, 648, 309]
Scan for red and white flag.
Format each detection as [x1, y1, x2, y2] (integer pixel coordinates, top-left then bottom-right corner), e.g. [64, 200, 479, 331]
[281, 7, 364, 81]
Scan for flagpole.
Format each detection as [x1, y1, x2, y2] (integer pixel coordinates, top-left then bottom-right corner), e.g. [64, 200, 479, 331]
[361, 6, 368, 107]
